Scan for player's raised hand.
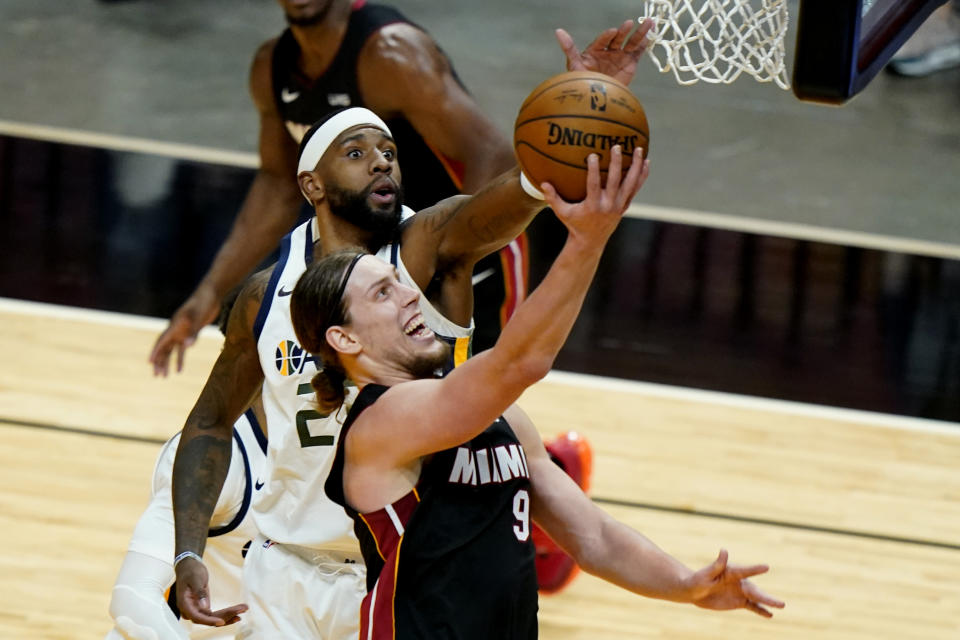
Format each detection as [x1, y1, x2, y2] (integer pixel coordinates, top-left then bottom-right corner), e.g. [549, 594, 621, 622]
[556, 18, 654, 86]
[175, 556, 248, 627]
[685, 549, 785, 617]
[540, 145, 649, 246]
[149, 287, 219, 376]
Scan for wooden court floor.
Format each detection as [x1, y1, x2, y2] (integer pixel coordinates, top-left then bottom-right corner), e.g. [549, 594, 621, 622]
[2, 300, 959, 639]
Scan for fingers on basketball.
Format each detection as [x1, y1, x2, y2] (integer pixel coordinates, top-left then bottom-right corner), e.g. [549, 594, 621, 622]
[514, 71, 649, 202]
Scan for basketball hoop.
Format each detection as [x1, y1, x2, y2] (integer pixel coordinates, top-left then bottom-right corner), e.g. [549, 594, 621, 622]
[641, 0, 790, 89]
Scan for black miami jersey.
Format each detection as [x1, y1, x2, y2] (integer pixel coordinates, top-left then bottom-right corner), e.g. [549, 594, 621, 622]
[326, 384, 539, 639]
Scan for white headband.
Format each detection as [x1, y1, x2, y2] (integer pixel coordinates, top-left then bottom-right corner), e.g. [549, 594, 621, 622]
[297, 107, 392, 176]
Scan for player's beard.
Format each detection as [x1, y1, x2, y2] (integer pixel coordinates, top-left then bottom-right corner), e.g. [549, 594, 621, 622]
[326, 183, 404, 250]
[402, 340, 452, 380]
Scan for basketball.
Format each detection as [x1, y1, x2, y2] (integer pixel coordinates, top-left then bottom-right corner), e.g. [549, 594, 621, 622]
[514, 71, 649, 202]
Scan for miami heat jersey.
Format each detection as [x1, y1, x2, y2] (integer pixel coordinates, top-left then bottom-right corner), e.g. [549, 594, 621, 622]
[326, 384, 539, 640]
[251, 214, 472, 549]
[271, 2, 464, 211]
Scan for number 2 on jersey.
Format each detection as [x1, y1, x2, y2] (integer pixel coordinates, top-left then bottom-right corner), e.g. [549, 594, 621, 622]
[295, 383, 334, 448]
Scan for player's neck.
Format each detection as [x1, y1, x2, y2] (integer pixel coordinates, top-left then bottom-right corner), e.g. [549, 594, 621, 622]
[348, 357, 415, 391]
[312, 211, 384, 258]
[289, 0, 353, 80]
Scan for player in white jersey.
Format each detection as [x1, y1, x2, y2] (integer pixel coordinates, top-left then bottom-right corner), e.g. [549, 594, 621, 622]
[105, 408, 266, 640]
[171, 33, 653, 634]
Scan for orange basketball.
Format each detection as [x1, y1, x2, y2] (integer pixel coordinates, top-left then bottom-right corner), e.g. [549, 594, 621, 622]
[514, 71, 649, 202]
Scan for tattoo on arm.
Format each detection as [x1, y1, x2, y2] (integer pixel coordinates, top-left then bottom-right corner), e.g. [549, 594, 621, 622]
[445, 170, 531, 247]
[172, 270, 270, 555]
[460, 170, 529, 244]
[173, 434, 232, 555]
[423, 199, 465, 235]
[465, 204, 522, 245]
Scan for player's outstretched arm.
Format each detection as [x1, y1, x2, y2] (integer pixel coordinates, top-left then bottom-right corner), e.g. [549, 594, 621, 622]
[171, 271, 267, 626]
[508, 405, 785, 617]
[357, 147, 648, 462]
[149, 41, 302, 376]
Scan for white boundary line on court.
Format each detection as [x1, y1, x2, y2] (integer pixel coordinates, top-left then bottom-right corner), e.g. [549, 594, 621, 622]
[0, 297, 222, 339]
[3, 119, 960, 261]
[0, 119, 259, 169]
[4, 297, 957, 437]
[543, 370, 960, 437]
[624, 203, 960, 261]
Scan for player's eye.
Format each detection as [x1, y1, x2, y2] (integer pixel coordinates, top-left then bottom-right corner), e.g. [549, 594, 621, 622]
[382, 148, 395, 160]
[347, 149, 363, 159]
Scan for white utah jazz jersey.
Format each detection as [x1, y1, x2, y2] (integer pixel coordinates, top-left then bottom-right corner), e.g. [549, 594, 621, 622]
[251, 211, 472, 549]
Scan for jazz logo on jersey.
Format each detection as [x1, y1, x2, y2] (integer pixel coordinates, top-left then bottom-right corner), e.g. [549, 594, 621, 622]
[274, 340, 319, 376]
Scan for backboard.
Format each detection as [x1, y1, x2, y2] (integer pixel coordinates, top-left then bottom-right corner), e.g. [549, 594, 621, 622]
[793, 0, 950, 104]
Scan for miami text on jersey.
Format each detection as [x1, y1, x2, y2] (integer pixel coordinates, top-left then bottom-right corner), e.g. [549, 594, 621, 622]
[448, 441, 530, 486]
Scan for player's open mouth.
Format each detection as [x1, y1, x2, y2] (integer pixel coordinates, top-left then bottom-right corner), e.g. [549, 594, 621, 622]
[403, 314, 432, 339]
[370, 180, 397, 204]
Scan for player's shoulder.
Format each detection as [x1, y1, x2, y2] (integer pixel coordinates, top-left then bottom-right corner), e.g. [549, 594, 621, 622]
[370, 20, 430, 43]
[249, 36, 283, 108]
[360, 21, 441, 69]
[252, 35, 282, 67]
[231, 267, 275, 331]
[243, 266, 275, 301]
[217, 265, 279, 346]
[250, 35, 283, 80]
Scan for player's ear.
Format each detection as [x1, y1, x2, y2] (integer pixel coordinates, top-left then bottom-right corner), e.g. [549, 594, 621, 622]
[326, 325, 360, 356]
[298, 170, 325, 204]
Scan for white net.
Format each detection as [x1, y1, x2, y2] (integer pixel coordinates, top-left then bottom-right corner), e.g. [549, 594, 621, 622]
[641, 0, 790, 89]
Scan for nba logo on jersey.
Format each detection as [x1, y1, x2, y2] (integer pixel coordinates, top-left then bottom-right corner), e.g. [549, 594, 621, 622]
[328, 93, 351, 107]
[274, 339, 317, 376]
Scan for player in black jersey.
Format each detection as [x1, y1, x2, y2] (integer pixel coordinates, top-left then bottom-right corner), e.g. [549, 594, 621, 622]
[290, 148, 784, 639]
